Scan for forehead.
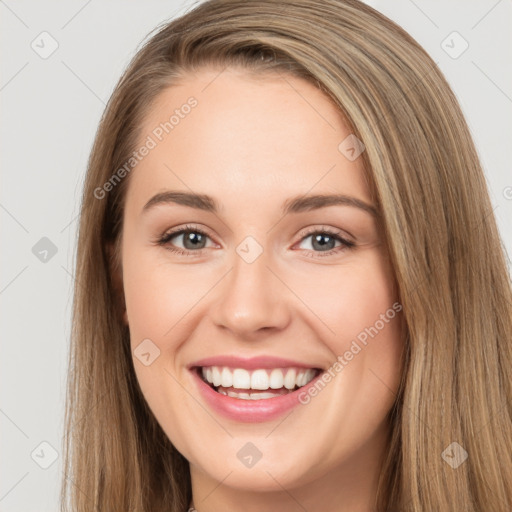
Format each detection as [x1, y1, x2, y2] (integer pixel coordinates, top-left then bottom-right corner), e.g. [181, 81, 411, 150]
[124, 68, 371, 216]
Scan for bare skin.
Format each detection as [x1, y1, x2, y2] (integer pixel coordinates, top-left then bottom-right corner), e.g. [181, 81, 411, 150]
[115, 67, 404, 512]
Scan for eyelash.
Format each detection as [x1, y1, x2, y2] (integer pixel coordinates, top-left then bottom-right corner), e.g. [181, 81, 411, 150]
[155, 223, 355, 259]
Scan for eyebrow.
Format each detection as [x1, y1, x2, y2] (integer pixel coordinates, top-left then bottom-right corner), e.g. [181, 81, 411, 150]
[142, 190, 379, 217]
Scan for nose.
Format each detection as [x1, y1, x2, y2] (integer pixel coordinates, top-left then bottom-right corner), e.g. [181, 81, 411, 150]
[210, 248, 292, 339]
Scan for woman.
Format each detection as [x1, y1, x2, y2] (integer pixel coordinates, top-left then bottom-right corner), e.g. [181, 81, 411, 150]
[61, 0, 512, 510]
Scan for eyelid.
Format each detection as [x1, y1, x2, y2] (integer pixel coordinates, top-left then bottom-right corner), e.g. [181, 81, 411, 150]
[292, 225, 355, 256]
[157, 223, 218, 246]
[295, 224, 354, 243]
[156, 223, 355, 257]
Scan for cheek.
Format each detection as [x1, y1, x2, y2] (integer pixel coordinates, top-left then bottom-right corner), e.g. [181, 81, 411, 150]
[122, 246, 217, 421]
[123, 241, 401, 369]
[288, 249, 403, 401]
[122, 247, 207, 441]
[289, 249, 400, 346]
[122, 249, 213, 344]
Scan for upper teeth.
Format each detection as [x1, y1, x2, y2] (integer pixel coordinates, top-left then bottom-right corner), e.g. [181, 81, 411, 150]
[201, 366, 317, 390]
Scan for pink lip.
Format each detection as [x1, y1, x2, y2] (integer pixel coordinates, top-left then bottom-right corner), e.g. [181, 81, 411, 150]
[188, 355, 320, 370]
[189, 365, 324, 423]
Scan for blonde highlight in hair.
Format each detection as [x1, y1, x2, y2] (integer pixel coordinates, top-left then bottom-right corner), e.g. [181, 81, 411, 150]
[61, 1, 512, 510]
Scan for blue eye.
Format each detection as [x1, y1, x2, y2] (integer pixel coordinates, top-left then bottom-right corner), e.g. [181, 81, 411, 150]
[157, 225, 212, 256]
[156, 224, 355, 258]
[297, 229, 355, 258]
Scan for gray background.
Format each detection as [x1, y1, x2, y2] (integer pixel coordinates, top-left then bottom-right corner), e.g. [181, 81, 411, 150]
[1, 1, 511, 510]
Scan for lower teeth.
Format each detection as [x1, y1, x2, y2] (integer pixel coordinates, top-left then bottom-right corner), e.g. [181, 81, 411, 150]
[215, 386, 296, 400]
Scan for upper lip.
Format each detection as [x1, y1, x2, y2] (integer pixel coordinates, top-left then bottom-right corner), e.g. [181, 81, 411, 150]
[188, 355, 323, 371]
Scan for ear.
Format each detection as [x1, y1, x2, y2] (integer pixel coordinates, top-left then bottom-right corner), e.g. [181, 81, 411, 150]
[106, 240, 128, 326]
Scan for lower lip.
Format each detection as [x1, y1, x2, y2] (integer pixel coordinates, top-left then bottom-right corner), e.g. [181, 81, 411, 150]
[191, 368, 323, 423]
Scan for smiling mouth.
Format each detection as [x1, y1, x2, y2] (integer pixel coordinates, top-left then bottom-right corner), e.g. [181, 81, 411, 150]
[195, 366, 321, 400]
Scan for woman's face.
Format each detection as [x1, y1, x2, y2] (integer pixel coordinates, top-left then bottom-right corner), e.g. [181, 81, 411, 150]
[118, 67, 404, 501]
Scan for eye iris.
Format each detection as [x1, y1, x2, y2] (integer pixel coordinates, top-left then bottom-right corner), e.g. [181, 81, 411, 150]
[183, 231, 206, 250]
[312, 233, 335, 251]
[172, 230, 341, 252]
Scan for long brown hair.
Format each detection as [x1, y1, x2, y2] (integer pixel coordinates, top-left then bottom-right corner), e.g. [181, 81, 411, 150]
[61, 0, 512, 510]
